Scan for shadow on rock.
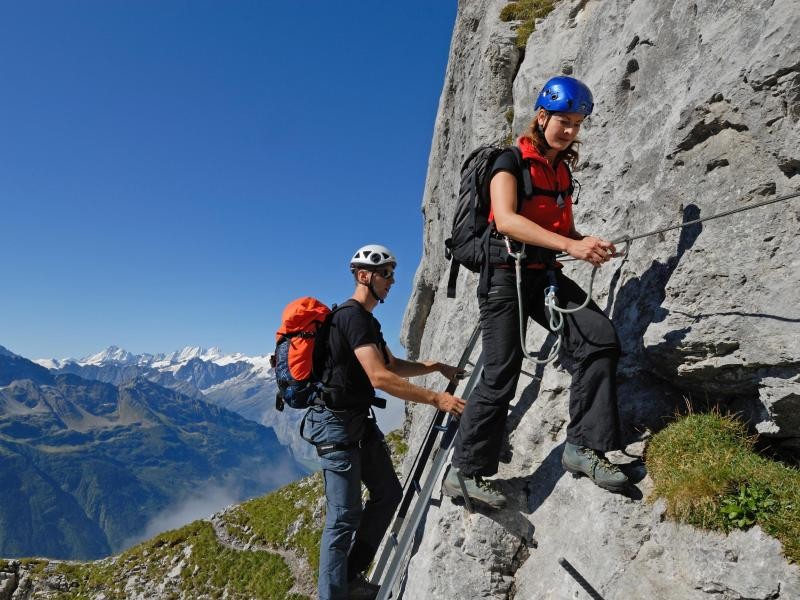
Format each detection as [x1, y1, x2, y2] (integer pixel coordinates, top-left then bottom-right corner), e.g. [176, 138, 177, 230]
[619, 457, 648, 486]
[520, 441, 566, 515]
[608, 204, 703, 365]
[444, 489, 536, 547]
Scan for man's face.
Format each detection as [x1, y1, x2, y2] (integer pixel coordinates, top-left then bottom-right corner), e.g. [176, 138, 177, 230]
[360, 266, 394, 299]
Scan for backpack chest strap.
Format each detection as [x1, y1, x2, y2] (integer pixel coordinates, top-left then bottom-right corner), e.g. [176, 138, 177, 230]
[528, 183, 575, 198]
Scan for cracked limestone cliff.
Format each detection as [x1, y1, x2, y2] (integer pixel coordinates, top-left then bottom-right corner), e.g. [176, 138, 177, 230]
[398, 0, 800, 598]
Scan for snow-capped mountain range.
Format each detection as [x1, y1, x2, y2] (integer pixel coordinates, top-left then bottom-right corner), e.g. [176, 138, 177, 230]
[36, 345, 272, 380]
[34, 345, 314, 464]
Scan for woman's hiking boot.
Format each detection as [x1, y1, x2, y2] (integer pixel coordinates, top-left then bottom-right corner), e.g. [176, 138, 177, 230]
[561, 442, 629, 492]
[442, 466, 507, 509]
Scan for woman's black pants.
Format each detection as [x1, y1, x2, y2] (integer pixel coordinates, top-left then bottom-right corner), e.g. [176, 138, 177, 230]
[452, 267, 622, 477]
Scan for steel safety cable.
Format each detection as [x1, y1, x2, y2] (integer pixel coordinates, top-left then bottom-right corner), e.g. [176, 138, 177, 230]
[516, 189, 799, 361]
[557, 189, 800, 261]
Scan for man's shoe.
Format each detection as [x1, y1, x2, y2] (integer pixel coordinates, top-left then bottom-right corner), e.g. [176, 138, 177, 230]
[441, 466, 507, 509]
[562, 442, 629, 492]
[348, 573, 380, 600]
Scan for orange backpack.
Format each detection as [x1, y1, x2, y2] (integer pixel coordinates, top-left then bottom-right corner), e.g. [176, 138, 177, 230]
[270, 297, 332, 410]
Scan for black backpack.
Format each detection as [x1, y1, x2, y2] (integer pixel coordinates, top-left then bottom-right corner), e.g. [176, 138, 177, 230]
[444, 145, 576, 298]
[444, 145, 532, 298]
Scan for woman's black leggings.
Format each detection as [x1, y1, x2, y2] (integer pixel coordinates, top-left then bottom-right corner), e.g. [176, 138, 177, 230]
[452, 267, 622, 477]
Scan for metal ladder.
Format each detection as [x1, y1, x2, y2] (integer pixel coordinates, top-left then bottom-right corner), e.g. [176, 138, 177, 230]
[370, 325, 484, 599]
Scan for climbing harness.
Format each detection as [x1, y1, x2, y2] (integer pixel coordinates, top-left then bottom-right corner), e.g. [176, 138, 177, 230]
[370, 326, 484, 600]
[505, 237, 598, 365]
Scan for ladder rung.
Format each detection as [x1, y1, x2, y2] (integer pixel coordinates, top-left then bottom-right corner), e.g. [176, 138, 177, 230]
[370, 325, 484, 595]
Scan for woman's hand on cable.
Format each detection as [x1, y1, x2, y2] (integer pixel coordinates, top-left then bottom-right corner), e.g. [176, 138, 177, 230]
[433, 392, 465, 416]
[565, 236, 616, 267]
[437, 363, 466, 382]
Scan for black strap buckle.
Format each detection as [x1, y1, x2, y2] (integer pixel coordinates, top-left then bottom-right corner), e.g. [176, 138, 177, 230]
[315, 441, 359, 457]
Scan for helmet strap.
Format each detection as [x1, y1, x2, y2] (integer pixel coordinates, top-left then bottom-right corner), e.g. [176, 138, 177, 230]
[537, 111, 553, 150]
[354, 269, 385, 304]
[367, 272, 384, 304]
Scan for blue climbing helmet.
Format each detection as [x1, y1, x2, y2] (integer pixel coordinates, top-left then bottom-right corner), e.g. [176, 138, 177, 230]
[534, 76, 594, 116]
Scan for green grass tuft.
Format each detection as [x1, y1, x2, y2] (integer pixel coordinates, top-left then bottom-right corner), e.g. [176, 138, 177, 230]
[646, 413, 800, 562]
[499, 0, 558, 48]
[385, 429, 409, 465]
[223, 473, 325, 580]
[50, 520, 306, 599]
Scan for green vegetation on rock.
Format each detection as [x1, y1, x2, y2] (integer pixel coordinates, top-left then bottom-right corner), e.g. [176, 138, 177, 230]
[385, 429, 409, 466]
[49, 520, 306, 599]
[646, 413, 800, 562]
[223, 473, 325, 579]
[500, 0, 557, 48]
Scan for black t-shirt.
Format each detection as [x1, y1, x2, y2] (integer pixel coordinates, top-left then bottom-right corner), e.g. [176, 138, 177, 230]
[322, 300, 388, 409]
[491, 147, 521, 179]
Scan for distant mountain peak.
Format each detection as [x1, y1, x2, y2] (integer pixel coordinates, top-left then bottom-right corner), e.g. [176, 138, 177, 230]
[180, 346, 220, 361]
[155, 346, 220, 364]
[81, 346, 137, 366]
[0, 345, 19, 358]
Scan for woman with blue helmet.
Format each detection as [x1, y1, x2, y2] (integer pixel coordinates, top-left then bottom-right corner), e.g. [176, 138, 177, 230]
[443, 76, 628, 508]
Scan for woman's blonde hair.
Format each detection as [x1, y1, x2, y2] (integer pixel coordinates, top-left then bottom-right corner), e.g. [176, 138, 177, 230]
[520, 109, 580, 169]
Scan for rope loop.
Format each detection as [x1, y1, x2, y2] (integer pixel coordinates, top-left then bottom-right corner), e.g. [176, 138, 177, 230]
[509, 237, 596, 365]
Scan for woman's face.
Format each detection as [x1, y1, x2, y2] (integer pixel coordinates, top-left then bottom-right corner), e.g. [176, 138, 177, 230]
[538, 110, 585, 151]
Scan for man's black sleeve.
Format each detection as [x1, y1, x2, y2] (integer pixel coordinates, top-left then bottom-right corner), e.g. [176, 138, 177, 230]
[337, 308, 381, 351]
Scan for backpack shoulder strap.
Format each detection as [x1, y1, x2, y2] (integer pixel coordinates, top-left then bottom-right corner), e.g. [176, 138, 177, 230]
[507, 146, 533, 201]
[312, 298, 361, 382]
[563, 162, 575, 198]
[328, 298, 360, 321]
[446, 260, 460, 299]
[332, 298, 360, 310]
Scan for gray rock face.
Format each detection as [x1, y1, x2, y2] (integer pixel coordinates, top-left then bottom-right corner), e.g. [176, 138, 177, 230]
[399, 0, 800, 598]
[0, 564, 17, 600]
[402, 0, 519, 358]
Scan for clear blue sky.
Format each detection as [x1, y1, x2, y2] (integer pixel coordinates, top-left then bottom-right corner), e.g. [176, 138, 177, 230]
[0, 1, 457, 360]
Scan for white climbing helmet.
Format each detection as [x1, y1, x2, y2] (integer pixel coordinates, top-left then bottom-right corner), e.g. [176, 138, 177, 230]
[349, 244, 397, 271]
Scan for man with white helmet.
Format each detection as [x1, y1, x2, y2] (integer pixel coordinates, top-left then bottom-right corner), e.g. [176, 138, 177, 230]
[306, 244, 466, 600]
